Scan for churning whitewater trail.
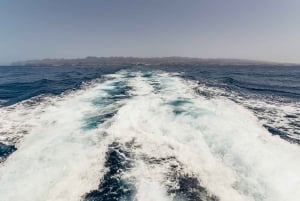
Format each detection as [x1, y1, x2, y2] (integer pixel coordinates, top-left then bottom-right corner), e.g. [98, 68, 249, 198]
[0, 70, 300, 201]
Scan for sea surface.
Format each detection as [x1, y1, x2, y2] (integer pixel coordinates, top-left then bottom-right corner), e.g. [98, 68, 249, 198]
[0, 65, 299, 201]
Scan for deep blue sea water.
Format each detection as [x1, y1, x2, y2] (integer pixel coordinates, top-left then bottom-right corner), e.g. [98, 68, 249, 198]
[0, 65, 299, 201]
[1, 66, 299, 106]
[0, 66, 127, 106]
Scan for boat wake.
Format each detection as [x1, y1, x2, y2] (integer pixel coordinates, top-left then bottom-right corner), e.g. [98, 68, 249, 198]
[0, 71, 299, 201]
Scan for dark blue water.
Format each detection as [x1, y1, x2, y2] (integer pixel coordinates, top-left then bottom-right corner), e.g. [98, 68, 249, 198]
[154, 65, 300, 100]
[1, 66, 299, 107]
[0, 66, 127, 106]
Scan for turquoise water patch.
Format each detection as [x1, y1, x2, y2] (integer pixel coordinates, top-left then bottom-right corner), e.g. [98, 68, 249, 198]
[103, 82, 132, 99]
[82, 79, 133, 130]
[173, 108, 185, 115]
[82, 112, 116, 130]
[167, 99, 191, 107]
[142, 72, 153, 78]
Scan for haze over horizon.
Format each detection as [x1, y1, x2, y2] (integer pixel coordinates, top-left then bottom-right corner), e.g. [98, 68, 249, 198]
[1, 0, 300, 65]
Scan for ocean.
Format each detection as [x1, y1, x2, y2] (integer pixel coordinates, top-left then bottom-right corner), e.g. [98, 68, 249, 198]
[0, 65, 299, 201]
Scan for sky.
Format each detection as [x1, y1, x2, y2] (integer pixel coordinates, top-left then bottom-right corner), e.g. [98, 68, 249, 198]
[0, 0, 300, 64]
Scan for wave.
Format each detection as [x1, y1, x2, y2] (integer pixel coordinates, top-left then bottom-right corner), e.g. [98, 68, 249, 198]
[0, 71, 300, 201]
[222, 77, 300, 97]
[193, 77, 300, 144]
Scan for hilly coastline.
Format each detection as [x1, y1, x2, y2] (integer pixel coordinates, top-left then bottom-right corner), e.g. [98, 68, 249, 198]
[11, 57, 295, 67]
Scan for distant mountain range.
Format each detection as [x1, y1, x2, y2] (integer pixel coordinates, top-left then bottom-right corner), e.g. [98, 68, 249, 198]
[11, 57, 297, 67]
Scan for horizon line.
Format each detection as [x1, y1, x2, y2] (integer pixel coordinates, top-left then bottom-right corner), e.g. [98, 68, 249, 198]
[9, 56, 300, 65]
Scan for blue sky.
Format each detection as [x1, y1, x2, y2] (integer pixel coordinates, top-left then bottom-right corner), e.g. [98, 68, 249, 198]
[0, 0, 299, 64]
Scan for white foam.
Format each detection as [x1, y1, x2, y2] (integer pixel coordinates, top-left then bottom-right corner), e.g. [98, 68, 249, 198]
[107, 73, 300, 201]
[0, 71, 299, 201]
[0, 73, 129, 201]
[132, 161, 172, 201]
[195, 81, 300, 141]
